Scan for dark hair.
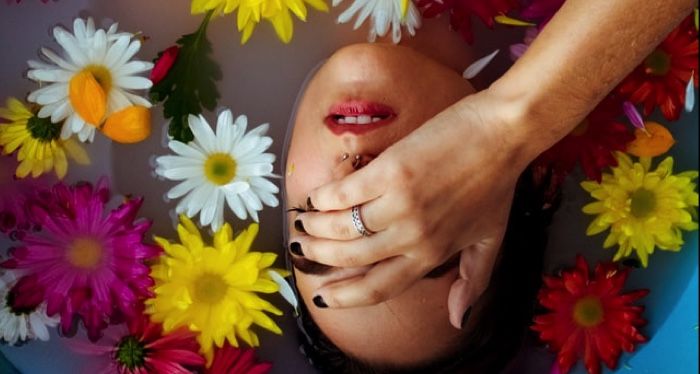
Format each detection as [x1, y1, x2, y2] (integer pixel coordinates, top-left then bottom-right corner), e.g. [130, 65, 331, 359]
[289, 167, 561, 373]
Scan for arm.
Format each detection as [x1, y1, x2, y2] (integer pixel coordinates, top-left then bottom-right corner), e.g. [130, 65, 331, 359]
[488, 0, 696, 165]
[294, 0, 697, 328]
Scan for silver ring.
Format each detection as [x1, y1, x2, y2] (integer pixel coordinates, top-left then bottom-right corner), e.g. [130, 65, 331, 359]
[351, 205, 373, 237]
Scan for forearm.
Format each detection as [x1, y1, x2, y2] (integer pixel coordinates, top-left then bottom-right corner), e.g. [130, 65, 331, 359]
[475, 0, 696, 163]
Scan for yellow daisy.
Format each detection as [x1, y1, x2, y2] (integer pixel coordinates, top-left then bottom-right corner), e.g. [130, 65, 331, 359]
[0, 98, 89, 179]
[146, 215, 283, 364]
[191, 0, 329, 44]
[582, 152, 698, 267]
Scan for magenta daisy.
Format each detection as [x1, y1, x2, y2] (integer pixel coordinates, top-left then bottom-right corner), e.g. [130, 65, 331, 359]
[1, 177, 160, 341]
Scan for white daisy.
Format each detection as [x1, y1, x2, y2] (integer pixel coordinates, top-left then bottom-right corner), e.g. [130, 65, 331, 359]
[27, 17, 153, 143]
[156, 109, 279, 231]
[333, 0, 422, 43]
[0, 271, 59, 346]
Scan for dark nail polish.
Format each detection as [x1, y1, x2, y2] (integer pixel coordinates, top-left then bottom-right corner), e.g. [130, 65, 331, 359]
[460, 307, 473, 329]
[313, 295, 328, 308]
[290, 242, 304, 256]
[294, 219, 306, 234]
[306, 197, 316, 211]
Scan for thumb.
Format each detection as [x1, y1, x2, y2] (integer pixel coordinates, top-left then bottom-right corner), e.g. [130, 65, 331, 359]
[448, 277, 473, 329]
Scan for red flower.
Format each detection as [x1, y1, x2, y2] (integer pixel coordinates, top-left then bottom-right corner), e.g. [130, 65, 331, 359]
[532, 256, 649, 374]
[416, 0, 519, 44]
[75, 313, 206, 373]
[533, 97, 635, 184]
[617, 15, 698, 121]
[150, 46, 180, 85]
[207, 344, 272, 374]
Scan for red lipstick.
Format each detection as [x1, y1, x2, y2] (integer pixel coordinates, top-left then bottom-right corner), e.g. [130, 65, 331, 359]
[325, 101, 396, 135]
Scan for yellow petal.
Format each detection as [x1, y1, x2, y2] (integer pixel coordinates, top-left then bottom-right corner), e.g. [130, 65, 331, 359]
[63, 138, 91, 165]
[494, 14, 536, 27]
[627, 121, 675, 157]
[101, 106, 152, 144]
[69, 70, 107, 126]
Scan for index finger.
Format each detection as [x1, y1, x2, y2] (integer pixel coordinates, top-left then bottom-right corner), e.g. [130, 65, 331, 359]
[311, 256, 425, 308]
[308, 158, 385, 211]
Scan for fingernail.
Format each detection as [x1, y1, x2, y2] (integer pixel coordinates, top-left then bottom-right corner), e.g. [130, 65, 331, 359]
[294, 219, 306, 234]
[306, 197, 316, 211]
[313, 295, 328, 308]
[460, 307, 473, 329]
[289, 242, 304, 256]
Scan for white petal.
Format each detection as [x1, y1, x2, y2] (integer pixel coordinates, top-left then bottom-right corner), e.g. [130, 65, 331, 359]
[114, 61, 153, 77]
[50, 100, 72, 123]
[250, 177, 279, 194]
[685, 74, 695, 112]
[199, 189, 219, 227]
[29, 83, 68, 105]
[222, 181, 250, 194]
[211, 193, 225, 233]
[237, 163, 274, 177]
[267, 270, 299, 311]
[226, 193, 248, 220]
[88, 29, 108, 62]
[188, 184, 214, 217]
[463, 50, 500, 80]
[189, 114, 217, 153]
[29, 313, 50, 341]
[107, 89, 133, 113]
[216, 110, 235, 151]
[167, 176, 205, 199]
[114, 40, 142, 69]
[54, 27, 87, 66]
[156, 155, 202, 170]
[28, 69, 73, 83]
[40, 47, 77, 71]
[115, 76, 153, 90]
[104, 35, 130, 68]
[257, 191, 280, 208]
[121, 91, 152, 108]
[169, 141, 206, 159]
[162, 166, 203, 181]
[241, 189, 263, 211]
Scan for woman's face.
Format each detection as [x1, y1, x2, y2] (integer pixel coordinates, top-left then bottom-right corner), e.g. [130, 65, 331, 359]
[285, 43, 476, 367]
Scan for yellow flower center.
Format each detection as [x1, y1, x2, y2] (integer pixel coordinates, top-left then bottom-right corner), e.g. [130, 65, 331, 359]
[204, 153, 237, 186]
[193, 273, 228, 304]
[571, 119, 590, 137]
[572, 296, 604, 327]
[630, 188, 657, 218]
[644, 49, 671, 76]
[66, 237, 104, 270]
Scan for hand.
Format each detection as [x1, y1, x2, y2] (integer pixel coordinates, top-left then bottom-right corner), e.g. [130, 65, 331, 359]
[291, 89, 533, 328]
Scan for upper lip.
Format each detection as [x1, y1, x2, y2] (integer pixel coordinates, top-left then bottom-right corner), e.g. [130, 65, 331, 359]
[325, 100, 396, 134]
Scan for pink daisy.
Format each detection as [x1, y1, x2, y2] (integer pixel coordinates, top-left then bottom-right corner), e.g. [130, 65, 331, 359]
[1, 178, 160, 341]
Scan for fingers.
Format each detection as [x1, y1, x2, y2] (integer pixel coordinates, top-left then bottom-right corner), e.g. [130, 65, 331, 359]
[312, 256, 425, 308]
[294, 199, 388, 240]
[288, 231, 403, 267]
[448, 237, 503, 329]
[308, 157, 384, 211]
[448, 278, 472, 329]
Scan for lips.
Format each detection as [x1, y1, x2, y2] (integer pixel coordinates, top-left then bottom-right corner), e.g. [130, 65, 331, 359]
[325, 101, 396, 135]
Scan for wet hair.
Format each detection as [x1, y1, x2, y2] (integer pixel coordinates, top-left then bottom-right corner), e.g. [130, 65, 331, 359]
[287, 168, 561, 374]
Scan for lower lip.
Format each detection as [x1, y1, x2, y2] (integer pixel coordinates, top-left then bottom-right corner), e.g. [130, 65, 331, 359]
[325, 101, 396, 135]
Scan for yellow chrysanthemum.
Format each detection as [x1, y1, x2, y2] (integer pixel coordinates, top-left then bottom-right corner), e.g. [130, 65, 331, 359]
[582, 152, 698, 267]
[146, 215, 283, 364]
[0, 98, 89, 179]
[191, 0, 329, 44]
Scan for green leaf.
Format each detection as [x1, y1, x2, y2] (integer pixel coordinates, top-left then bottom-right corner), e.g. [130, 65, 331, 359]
[150, 11, 222, 143]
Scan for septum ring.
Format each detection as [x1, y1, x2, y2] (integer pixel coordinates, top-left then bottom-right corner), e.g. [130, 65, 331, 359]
[351, 205, 373, 237]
